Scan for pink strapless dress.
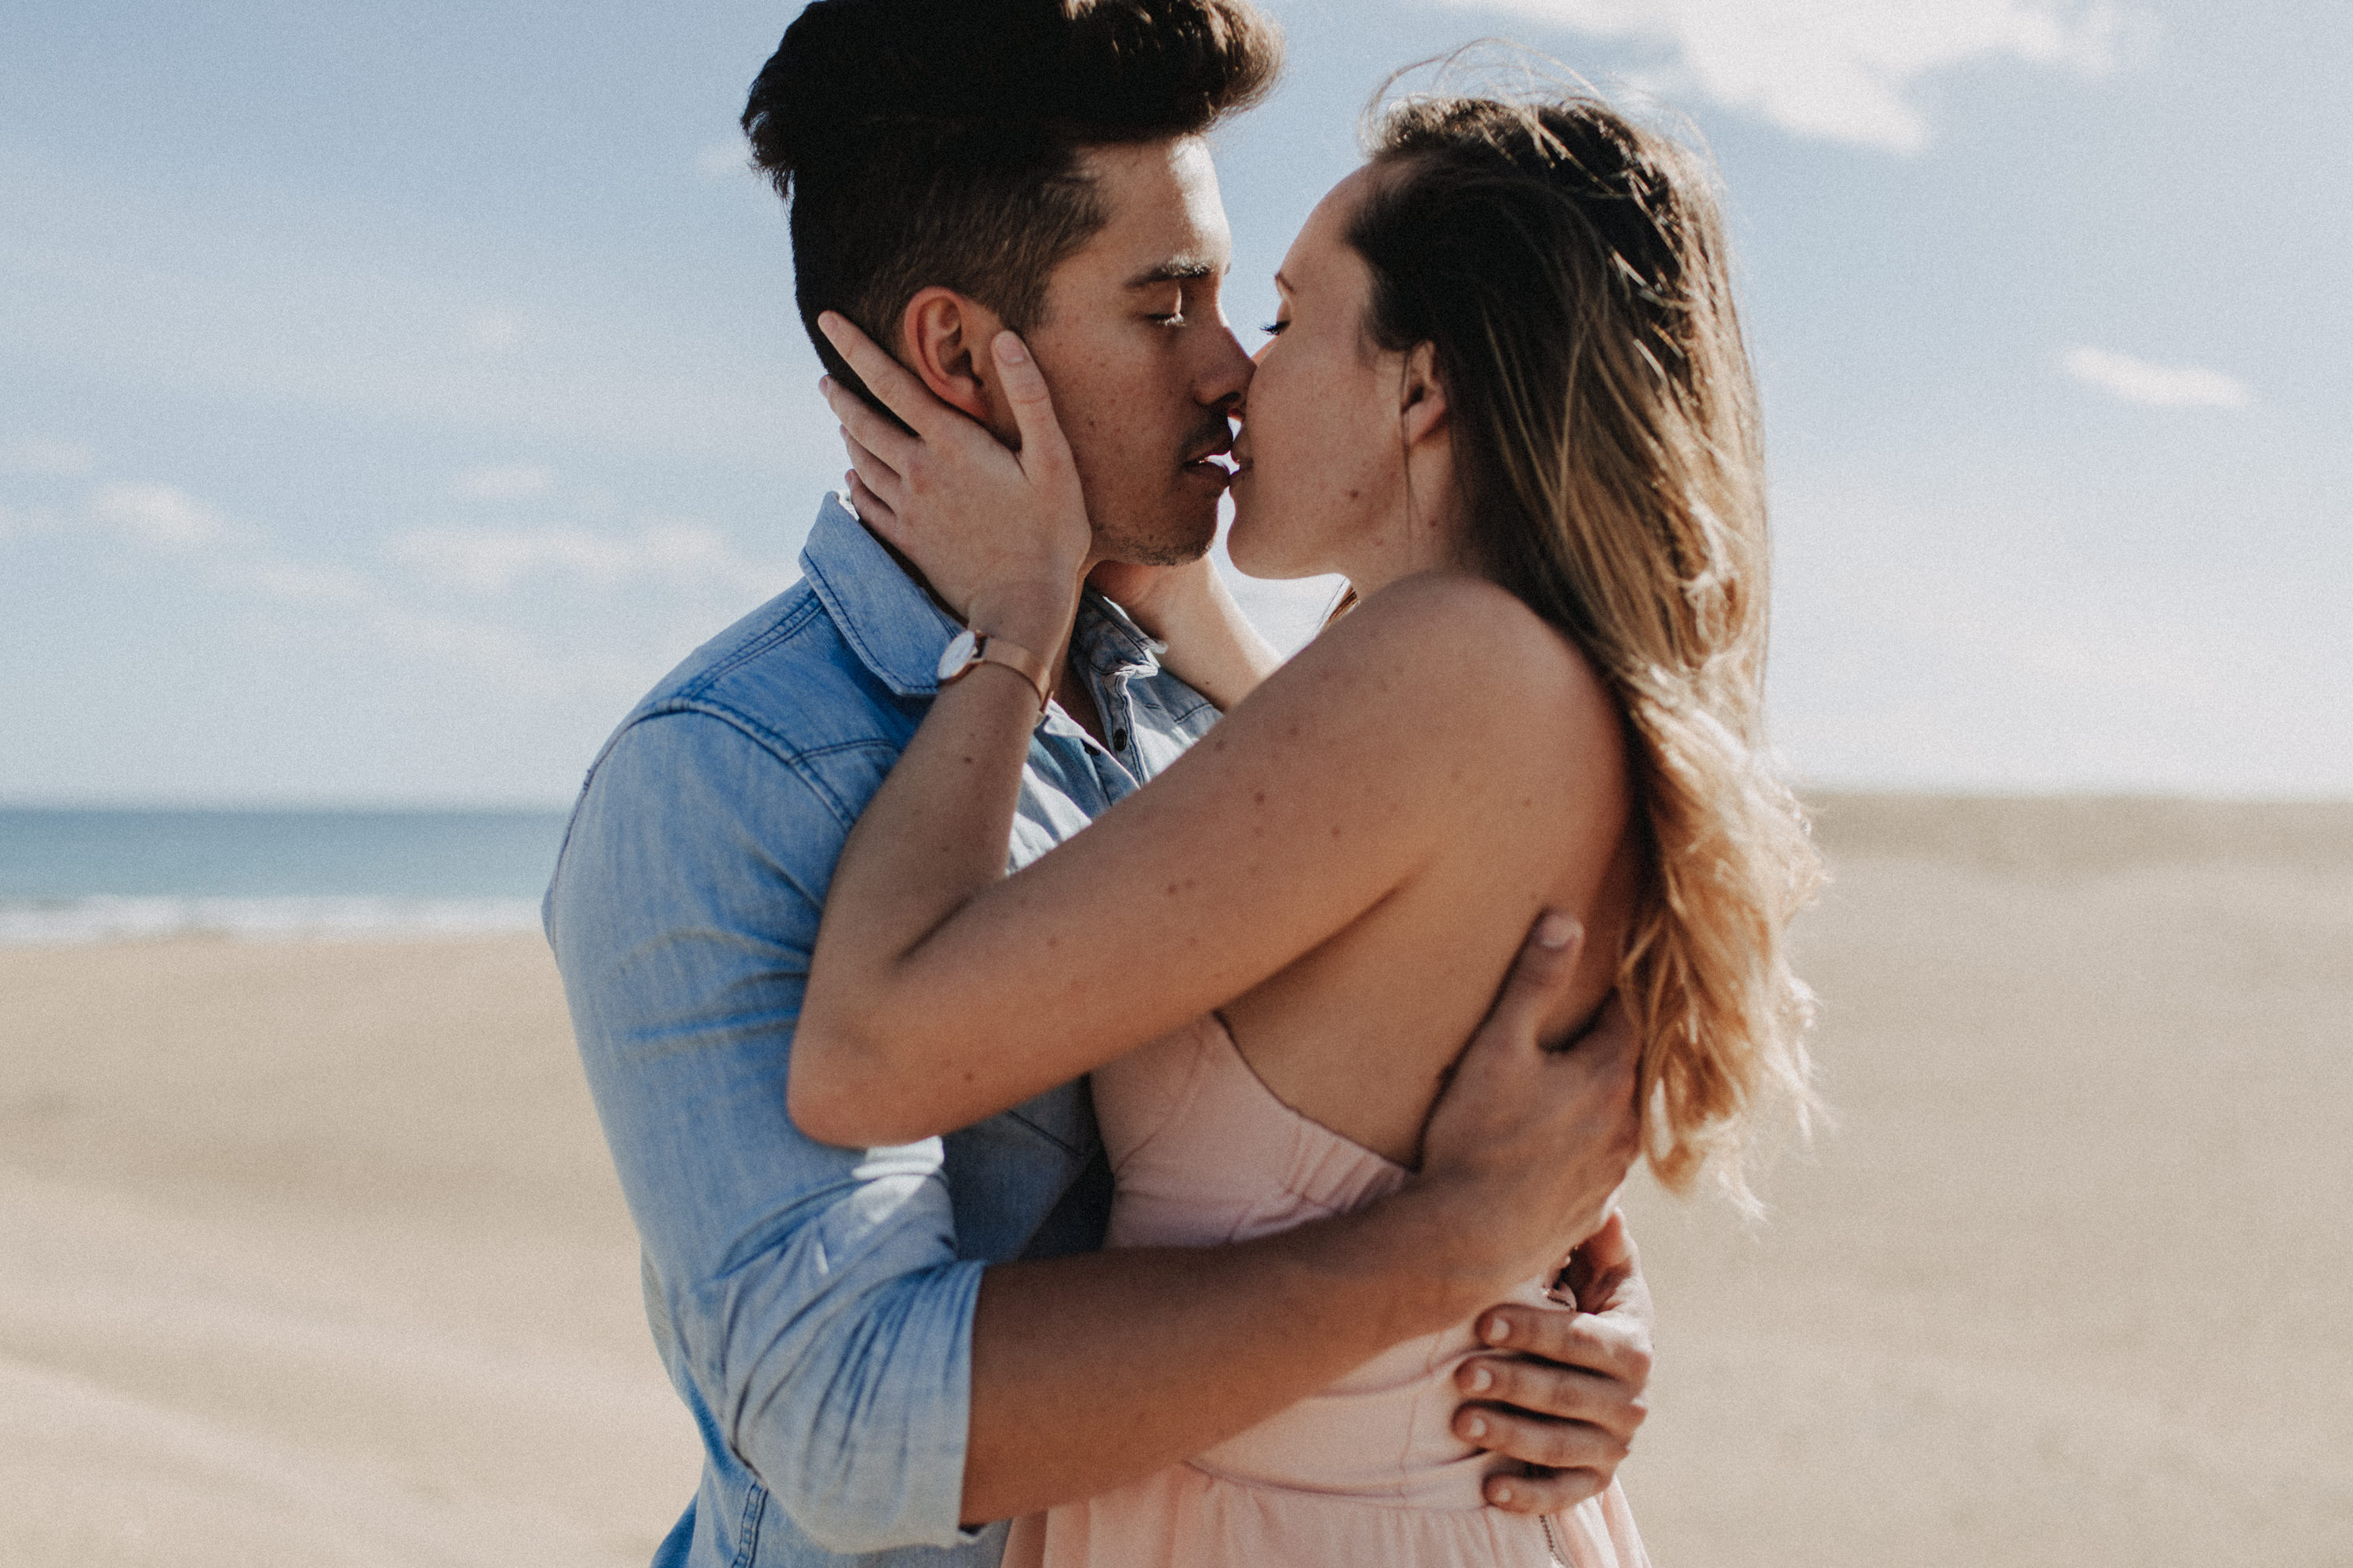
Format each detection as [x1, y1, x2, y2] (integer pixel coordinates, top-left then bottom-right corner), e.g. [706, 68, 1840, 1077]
[1004, 1014, 1648, 1568]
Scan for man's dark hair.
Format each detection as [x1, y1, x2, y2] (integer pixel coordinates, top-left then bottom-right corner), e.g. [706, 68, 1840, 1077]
[743, 0, 1280, 391]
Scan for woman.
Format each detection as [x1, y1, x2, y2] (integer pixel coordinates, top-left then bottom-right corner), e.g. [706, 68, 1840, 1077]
[793, 82, 1817, 1567]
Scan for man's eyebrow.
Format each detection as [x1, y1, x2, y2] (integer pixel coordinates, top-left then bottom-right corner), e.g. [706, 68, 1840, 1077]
[1124, 257, 1219, 288]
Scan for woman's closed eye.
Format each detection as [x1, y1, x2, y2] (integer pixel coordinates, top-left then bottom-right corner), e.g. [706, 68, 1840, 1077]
[1261, 317, 1290, 336]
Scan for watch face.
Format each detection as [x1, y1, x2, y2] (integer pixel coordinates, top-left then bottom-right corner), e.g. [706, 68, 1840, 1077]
[936, 628, 980, 683]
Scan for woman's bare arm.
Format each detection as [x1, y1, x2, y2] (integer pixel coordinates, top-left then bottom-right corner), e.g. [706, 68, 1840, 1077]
[791, 316, 1623, 1147]
[792, 566, 1622, 1146]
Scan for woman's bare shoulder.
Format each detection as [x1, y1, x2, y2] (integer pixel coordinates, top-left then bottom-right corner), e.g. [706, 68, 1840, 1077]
[1260, 571, 1621, 760]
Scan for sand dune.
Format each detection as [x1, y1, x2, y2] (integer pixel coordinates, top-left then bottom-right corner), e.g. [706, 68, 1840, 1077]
[3, 797, 2348, 1565]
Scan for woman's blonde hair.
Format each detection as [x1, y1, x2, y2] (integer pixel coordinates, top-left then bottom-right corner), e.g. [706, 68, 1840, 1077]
[1350, 63, 1821, 1202]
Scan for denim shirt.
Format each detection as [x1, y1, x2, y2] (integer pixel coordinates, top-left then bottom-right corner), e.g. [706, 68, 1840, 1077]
[545, 495, 1220, 1567]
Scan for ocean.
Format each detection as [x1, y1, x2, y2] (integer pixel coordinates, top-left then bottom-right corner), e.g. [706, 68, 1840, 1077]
[0, 808, 572, 944]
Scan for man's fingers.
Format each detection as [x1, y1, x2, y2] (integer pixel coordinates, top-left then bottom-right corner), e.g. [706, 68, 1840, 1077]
[1483, 1465, 1608, 1516]
[817, 311, 955, 441]
[1475, 1303, 1651, 1390]
[1483, 910, 1584, 1043]
[990, 331, 1076, 482]
[1456, 1399, 1631, 1478]
[1455, 1350, 1648, 1442]
[1573, 992, 1639, 1070]
[820, 373, 920, 476]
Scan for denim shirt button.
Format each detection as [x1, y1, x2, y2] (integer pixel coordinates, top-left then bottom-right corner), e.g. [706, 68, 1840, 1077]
[1111, 728, 1129, 752]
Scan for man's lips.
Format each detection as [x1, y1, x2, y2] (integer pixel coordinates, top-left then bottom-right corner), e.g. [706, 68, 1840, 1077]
[1182, 432, 1237, 479]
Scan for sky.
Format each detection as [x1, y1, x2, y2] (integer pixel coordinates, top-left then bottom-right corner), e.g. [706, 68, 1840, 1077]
[2, 0, 2346, 806]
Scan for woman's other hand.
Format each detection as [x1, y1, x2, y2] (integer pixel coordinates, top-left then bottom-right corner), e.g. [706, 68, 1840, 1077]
[1088, 555, 1284, 713]
[817, 311, 1090, 646]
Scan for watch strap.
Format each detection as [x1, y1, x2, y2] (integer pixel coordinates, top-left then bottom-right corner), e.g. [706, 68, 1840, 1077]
[956, 633, 1051, 709]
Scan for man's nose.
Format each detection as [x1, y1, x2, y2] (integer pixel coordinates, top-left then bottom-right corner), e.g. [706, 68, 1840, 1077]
[1197, 320, 1255, 405]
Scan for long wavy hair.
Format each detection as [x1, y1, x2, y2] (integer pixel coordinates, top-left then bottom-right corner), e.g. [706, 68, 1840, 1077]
[1347, 63, 1821, 1202]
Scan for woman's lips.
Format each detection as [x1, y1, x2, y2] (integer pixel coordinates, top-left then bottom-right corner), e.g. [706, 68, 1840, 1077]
[1182, 438, 1237, 484]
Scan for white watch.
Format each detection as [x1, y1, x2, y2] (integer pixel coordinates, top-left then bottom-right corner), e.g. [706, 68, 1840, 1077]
[937, 628, 1051, 708]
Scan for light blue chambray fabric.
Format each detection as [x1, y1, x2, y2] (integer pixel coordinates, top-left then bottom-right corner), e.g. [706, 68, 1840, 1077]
[546, 494, 1220, 1567]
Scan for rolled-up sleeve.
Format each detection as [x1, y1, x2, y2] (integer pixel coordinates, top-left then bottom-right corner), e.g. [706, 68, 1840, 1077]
[548, 706, 983, 1554]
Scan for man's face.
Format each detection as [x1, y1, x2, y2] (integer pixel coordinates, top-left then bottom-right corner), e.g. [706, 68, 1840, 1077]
[1024, 138, 1254, 566]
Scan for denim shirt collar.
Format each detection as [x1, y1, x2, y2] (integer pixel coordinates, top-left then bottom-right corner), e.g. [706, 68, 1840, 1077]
[800, 493, 963, 699]
[799, 492, 1167, 697]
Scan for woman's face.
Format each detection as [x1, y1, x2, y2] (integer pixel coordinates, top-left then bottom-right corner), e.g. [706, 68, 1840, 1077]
[1228, 164, 1443, 588]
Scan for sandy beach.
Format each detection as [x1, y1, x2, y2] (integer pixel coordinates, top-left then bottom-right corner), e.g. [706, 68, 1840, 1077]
[4, 795, 2348, 1566]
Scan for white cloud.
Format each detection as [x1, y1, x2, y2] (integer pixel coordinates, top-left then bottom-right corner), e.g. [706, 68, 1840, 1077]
[374, 607, 656, 698]
[695, 138, 752, 181]
[453, 462, 557, 500]
[4, 436, 99, 477]
[2062, 346, 2252, 409]
[1433, 0, 2125, 151]
[392, 521, 773, 594]
[86, 481, 227, 548]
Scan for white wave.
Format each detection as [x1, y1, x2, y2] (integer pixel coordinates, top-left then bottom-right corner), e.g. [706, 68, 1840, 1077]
[0, 896, 545, 947]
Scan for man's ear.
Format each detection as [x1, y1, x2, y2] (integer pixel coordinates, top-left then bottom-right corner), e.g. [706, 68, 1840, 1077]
[899, 287, 1007, 426]
[1398, 340, 1450, 449]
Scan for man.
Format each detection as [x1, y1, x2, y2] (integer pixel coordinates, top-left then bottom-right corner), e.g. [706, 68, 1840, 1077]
[546, 3, 1655, 1564]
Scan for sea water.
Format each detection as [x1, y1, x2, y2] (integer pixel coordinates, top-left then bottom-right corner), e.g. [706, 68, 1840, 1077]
[0, 809, 570, 944]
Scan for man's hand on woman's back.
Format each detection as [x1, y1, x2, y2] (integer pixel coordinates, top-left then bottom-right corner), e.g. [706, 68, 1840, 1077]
[1408, 911, 1643, 1297]
[1395, 910, 1653, 1512]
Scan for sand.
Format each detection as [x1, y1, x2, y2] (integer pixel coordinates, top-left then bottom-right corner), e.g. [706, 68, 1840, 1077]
[4, 795, 2349, 1566]
[0, 937, 698, 1566]
[1619, 795, 2353, 1564]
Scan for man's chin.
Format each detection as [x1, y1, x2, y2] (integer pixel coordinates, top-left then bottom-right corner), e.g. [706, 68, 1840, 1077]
[1095, 513, 1218, 569]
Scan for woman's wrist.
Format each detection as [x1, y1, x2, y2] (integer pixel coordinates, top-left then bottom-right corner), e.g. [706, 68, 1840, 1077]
[966, 573, 1083, 652]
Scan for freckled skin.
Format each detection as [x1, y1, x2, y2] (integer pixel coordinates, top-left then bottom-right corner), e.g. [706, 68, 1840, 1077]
[1014, 141, 1254, 569]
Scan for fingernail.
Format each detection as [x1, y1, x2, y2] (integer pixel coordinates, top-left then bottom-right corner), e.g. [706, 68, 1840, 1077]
[1469, 1366, 1494, 1393]
[1484, 1315, 1512, 1345]
[1463, 1415, 1487, 1439]
[1535, 911, 1575, 950]
[818, 375, 832, 393]
[996, 331, 1029, 365]
[1492, 1483, 1513, 1505]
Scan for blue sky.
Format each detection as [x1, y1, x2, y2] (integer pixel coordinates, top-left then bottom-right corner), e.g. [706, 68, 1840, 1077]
[3, 0, 2345, 805]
